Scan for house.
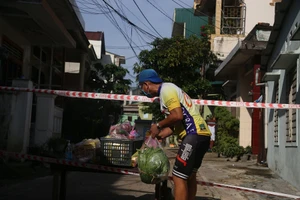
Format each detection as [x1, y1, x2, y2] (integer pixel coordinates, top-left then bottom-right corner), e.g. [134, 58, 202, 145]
[261, 0, 300, 190]
[194, 0, 275, 61]
[215, 23, 272, 154]
[85, 31, 106, 60]
[172, 8, 208, 38]
[101, 51, 125, 67]
[64, 31, 105, 85]
[193, 0, 276, 151]
[0, 0, 97, 153]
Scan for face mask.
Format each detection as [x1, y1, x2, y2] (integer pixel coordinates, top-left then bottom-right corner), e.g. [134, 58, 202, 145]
[142, 89, 152, 98]
[141, 84, 152, 98]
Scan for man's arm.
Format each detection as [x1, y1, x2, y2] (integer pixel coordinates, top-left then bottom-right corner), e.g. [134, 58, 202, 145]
[159, 107, 183, 128]
[150, 107, 183, 138]
[157, 127, 173, 139]
[150, 85, 183, 138]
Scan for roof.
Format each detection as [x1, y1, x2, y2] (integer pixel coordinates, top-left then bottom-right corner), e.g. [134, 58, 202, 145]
[85, 31, 104, 41]
[261, 0, 294, 70]
[85, 31, 106, 58]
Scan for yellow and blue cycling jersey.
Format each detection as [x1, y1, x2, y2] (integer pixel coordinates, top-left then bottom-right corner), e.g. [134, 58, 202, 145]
[159, 83, 211, 139]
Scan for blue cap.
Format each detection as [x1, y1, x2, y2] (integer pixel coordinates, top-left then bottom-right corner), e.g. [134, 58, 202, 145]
[138, 69, 162, 83]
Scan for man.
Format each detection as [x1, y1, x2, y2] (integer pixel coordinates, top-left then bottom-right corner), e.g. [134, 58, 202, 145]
[138, 69, 211, 200]
[206, 116, 217, 151]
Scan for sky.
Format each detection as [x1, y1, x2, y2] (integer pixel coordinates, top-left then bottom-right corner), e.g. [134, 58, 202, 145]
[75, 0, 192, 87]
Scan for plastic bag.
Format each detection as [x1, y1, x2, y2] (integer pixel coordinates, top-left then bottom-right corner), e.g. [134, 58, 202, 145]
[120, 121, 132, 133]
[129, 129, 139, 139]
[109, 122, 131, 139]
[138, 137, 170, 184]
[108, 121, 142, 139]
[73, 138, 100, 163]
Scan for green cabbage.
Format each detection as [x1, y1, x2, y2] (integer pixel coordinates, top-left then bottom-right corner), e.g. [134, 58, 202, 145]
[138, 147, 170, 184]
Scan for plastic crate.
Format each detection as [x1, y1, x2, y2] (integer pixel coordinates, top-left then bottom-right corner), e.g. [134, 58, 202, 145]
[99, 137, 144, 167]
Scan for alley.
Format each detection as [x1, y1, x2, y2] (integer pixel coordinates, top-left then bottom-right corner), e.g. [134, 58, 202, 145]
[1, 149, 300, 200]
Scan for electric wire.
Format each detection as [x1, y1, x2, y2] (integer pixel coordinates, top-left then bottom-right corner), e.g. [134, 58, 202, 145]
[145, 0, 199, 36]
[133, 0, 163, 38]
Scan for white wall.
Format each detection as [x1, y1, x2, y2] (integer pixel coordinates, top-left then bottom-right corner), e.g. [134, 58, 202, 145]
[89, 40, 102, 59]
[7, 80, 33, 153]
[212, 36, 244, 60]
[237, 67, 253, 147]
[244, 0, 275, 34]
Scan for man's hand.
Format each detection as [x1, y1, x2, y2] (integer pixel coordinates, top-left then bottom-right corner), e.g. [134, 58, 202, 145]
[150, 123, 160, 138]
[158, 127, 173, 139]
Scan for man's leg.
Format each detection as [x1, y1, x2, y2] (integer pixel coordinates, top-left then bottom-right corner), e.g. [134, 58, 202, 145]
[187, 172, 197, 200]
[173, 175, 188, 200]
[172, 135, 198, 200]
[189, 135, 210, 199]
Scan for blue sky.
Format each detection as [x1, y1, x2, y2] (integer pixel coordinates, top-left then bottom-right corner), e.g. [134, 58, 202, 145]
[76, 0, 192, 86]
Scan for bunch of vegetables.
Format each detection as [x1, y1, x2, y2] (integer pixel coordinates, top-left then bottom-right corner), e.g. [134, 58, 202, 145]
[137, 138, 170, 184]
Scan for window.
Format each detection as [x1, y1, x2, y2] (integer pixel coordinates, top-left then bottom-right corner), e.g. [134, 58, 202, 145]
[221, 0, 246, 35]
[274, 84, 279, 145]
[33, 46, 47, 63]
[286, 67, 297, 144]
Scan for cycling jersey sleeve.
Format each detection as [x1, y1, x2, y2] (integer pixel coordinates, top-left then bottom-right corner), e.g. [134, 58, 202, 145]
[161, 85, 181, 111]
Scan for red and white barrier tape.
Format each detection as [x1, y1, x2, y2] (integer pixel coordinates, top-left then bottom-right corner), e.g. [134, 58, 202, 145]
[168, 176, 300, 199]
[1, 150, 300, 199]
[1, 86, 300, 109]
[0, 150, 139, 176]
[208, 182, 300, 199]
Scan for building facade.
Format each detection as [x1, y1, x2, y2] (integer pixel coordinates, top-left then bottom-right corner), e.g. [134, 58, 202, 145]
[0, 0, 97, 152]
[194, 0, 276, 150]
[262, 0, 300, 190]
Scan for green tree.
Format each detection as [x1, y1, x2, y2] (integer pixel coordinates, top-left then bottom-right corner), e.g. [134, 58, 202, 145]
[214, 107, 239, 137]
[89, 63, 132, 94]
[212, 107, 244, 159]
[133, 34, 218, 120]
[62, 63, 132, 142]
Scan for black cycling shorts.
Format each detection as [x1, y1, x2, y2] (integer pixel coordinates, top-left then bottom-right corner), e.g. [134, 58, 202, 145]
[172, 134, 210, 180]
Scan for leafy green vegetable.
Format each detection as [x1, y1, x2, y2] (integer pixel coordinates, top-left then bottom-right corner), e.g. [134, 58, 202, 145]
[138, 147, 170, 184]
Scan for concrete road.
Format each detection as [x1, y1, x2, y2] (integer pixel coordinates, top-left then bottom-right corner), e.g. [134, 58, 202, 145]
[0, 149, 300, 200]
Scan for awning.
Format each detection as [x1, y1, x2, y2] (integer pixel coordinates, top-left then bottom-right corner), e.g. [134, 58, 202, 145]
[222, 80, 237, 87]
[270, 48, 300, 70]
[291, 25, 300, 40]
[0, 0, 76, 47]
[214, 41, 264, 78]
[262, 71, 281, 81]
